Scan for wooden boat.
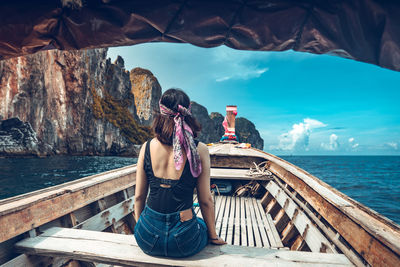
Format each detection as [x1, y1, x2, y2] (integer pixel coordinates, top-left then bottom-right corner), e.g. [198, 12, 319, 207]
[0, 143, 399, 266]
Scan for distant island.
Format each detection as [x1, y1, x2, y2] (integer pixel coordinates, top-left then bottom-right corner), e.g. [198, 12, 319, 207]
[0, 49, 263, 157]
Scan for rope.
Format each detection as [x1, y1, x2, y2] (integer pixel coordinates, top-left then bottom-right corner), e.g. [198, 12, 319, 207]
[246, 161, 273, 179]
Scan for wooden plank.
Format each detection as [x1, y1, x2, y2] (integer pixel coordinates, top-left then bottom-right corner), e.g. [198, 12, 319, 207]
[215, 196, 226, 236]
[267, 213, 284, 248]
[0, 166, 137, 243]
[233, 196, 241, 246]
[210, 155, 265, 169]
[15, 227, 353, 266]
[246, 197, 262, 248]
[263, 154, 400, 266]
[251, 197, 270, 248]
[244, 198, 255, 247]
[214, 195, 223, 220]
[220, 196, 231, 241]
[240, 196, 247, 247]
[255, 199, 284, 248]
[265, 198, 277, 214]
[209, 144, 267, 159]
[226, 196, 235, 245]
[210, 168, 270, 181]
[74, 196, 134, 231]
[266, 181, 336, 253]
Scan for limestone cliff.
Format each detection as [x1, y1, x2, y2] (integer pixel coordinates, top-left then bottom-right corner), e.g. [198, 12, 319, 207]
[0, 48, 151, 156]
[235, 117, 264, 150]
[130, 68, 161, 126]
[190, 102, 220, 144]
[0, 48, 263, 155]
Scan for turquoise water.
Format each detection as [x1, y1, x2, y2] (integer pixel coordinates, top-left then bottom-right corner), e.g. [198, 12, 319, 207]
[0, 155, 399, 225]
[0, 156, 137, 199]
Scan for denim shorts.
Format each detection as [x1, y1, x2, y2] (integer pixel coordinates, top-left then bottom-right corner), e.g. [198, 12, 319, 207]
[134, 205, 208, 258]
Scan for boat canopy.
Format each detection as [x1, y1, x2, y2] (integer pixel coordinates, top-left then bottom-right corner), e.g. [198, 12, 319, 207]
[1, 0, 399, 72]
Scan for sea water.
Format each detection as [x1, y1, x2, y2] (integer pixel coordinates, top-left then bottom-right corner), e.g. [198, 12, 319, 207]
[0, 155, 399, 225]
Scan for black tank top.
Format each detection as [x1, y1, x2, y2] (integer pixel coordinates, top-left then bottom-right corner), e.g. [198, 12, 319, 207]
[144, 140, 198, 213]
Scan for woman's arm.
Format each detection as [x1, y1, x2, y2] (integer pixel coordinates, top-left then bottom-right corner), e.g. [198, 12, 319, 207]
[196, 143, 226, 245]
[134, 142, 149, 222]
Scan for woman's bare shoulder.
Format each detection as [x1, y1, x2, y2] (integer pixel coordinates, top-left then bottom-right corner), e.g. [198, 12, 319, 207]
[197, 142, 209, 155]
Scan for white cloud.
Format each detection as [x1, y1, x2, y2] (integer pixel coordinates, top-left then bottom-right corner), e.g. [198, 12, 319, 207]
[385, 142, 398, 150]
[216, 76, 231, 82]
[215, 67, 268, 82]
[321, 134, 339, 151]
[213, 46, 269, 82]
[348, 137, 359, 149]
[270, 118, 327, 151]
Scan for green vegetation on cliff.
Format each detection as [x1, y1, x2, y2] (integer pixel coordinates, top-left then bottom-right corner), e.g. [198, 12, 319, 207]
[90, 85, 152, 144]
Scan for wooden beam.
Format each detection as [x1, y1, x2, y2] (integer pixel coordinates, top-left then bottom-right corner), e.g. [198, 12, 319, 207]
[291, 235, 306, 251]
[265, 198, 277, 214]
[254, 200, 283, 248]
[226, 196, 235, 245]
[74, 196, 134, 232]
[254, 149, 400, 266]
[210, 155, 265, 169]
[270, 177, 366, 266]
[210, 168, 270, 181]
[281, 221, 296, 245]
[267, 161, 400, 266]
[233, 196, 241, 246]
[251, 198, 270, 248]
[244, 198, 255, 247]
[220, 196, 231, 241]
[239, 197, 247, 247]
[0, 166, 137, 243]
[266, 181, 336, 253]
[15, 227, 353, 266]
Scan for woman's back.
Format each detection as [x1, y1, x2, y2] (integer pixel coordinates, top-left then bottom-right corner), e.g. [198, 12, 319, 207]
[144, 138, 198, 213]
[148, 138, 188, 180]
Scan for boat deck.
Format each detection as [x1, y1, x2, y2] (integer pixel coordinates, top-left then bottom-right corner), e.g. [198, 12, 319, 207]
[194, 194, 284, 248]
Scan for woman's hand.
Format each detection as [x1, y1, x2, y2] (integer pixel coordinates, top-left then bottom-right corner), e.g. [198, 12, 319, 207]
[209, 236, 227, 245]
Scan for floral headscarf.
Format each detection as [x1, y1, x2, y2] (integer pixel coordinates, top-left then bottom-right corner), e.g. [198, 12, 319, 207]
[159, 101, 202, 177]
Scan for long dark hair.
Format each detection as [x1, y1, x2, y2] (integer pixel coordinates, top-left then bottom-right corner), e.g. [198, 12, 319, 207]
[152, 88, 201, 145]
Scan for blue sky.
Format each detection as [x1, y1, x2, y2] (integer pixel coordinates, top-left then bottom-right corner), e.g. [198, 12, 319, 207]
[108, 43, 400, 155]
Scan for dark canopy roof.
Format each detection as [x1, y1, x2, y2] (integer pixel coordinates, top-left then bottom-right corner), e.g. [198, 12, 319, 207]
[1, 0, 399, 71]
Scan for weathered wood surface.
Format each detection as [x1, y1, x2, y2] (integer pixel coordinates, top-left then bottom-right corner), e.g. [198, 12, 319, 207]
[210, 143, 400, 266]
[15, 227, 353, 266]
[266, 181, 336, 253]
[209, 195, 282, 248]
[210, 155, 265, 169]
[74, 196, 134, 231]
[2, 194, 135, 267]
[0, 165, 137, 243]
[210, 168, 270, 180]
[267, 161, 400, 266]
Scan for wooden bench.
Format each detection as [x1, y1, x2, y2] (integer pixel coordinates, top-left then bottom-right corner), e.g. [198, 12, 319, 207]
[15, 227, 352, 266]
[193, 195, 284, 248]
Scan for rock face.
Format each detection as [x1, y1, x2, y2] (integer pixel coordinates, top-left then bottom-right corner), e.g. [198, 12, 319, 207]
[235, 117, 264, 150]
[0, 48, 152, 156]
[0, 117, 53, 157]
[0, 48, 263, 156]
[130, 68, 161, 126]
[191, 105, 264, 150]
[190, 102, 220, 144]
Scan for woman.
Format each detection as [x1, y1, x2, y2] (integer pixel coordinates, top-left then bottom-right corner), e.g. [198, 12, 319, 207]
[134, 88, 226, 258]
